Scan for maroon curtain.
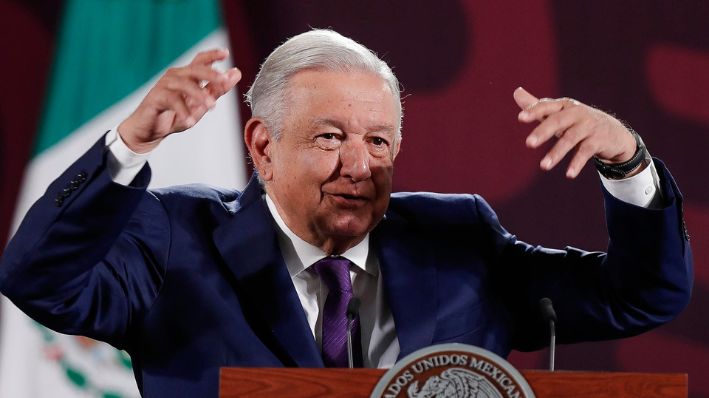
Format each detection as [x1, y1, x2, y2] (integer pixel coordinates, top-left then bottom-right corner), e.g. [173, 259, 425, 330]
[1, 0, 707, 395]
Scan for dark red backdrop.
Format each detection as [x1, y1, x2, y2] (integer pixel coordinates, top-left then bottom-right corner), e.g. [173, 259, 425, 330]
[1, 1, 707, 396]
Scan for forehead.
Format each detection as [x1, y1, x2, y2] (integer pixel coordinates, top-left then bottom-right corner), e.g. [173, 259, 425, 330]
[284, 69, 398, 128]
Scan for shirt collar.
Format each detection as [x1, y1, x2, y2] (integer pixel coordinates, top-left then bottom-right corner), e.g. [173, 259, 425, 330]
[264, 194, 371, 277]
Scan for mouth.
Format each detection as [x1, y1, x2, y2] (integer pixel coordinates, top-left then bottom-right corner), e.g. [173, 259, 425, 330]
[326, 192, 369, 207]
[337, 193, 365, 200]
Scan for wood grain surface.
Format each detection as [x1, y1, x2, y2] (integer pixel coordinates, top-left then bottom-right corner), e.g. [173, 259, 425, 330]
[220, 368, 687, 397]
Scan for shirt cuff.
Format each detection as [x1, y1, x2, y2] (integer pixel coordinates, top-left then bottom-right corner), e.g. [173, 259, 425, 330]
[105, 128, 151, 186]
[599, 160, 662, 209]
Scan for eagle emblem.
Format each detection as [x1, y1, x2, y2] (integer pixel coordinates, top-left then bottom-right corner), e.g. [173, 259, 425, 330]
[407, 368, 503, 398]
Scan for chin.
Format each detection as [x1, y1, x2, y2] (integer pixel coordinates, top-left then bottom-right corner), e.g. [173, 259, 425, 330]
[325, 217, 375, 239]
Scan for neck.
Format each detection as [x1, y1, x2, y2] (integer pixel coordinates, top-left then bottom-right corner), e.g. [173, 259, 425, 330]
[263, 192, 368, 256]
[316, 236, 365, 256]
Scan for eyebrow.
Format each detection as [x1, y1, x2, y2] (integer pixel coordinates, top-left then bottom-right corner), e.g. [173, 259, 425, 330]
[311, 118, 396, 133]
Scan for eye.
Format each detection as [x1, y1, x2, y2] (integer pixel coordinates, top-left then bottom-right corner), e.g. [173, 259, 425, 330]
[315, 133, 342, 149]
[370, 137, 388, 147]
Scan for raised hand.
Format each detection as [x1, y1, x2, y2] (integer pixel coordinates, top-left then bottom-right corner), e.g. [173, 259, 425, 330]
[117, 49, 242, 153]
[513, 87, 637, 179]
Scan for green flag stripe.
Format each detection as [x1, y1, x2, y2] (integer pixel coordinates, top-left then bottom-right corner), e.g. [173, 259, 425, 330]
[35, 0, 222, 156]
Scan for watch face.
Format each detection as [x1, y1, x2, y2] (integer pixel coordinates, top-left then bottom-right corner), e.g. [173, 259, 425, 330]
[606, 169, 626, 179]
[595, 160, 630, 179]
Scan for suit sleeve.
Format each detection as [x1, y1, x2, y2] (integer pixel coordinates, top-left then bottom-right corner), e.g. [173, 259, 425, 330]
[0, 135, 169, 349]
[478, 159, 693, 351]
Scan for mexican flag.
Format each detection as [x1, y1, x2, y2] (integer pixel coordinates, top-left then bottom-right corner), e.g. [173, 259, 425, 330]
[0, 1, 246, 397]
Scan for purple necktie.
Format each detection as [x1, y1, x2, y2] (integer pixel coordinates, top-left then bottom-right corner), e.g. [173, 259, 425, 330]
[312, 256, 363, 367]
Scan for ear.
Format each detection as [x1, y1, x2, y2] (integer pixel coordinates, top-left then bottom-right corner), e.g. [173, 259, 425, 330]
[244, 118, 275, 181]
[392, 136, 402, 160]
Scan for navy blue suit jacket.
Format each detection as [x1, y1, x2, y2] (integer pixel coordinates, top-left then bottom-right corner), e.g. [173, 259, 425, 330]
[0, 137, 692, 397]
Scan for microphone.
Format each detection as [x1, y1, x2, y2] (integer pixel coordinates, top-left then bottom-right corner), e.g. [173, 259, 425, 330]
[346, 297, 361, 369]
[539, 297, 557, 371]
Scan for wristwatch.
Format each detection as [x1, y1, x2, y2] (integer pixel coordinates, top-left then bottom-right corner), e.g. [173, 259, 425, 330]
[593, 130, 649, 180]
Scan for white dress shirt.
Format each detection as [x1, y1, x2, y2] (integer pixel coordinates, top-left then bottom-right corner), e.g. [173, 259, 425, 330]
[264, 195, 399, 368]
[103, 128, 661, 368]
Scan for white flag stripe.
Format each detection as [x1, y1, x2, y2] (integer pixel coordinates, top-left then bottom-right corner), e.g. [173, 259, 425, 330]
[11, 29, 246, 233]
[1, 28, 246, 398]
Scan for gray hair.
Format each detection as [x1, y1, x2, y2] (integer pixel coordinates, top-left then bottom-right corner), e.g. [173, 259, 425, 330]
[244, 29, 402, 139]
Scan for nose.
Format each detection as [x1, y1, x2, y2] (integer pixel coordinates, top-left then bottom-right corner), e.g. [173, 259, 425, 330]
[339, 140, 372, 182]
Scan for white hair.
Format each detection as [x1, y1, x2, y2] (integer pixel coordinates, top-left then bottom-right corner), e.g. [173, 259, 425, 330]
[245, 29, 402, 138]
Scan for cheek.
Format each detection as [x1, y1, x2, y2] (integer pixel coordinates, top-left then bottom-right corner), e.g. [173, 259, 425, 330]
[282, 152, 339, 198]
[298, 151, 340, 180]
[372, 161, 395, 188]
[371, 163, 394, 210]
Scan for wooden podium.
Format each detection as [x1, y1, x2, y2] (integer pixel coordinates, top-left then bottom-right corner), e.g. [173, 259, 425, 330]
[220, 368, 687, 397]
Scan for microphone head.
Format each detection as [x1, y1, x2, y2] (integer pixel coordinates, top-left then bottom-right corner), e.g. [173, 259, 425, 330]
[539, 297, 558, 323]
[346, 297, 361, 319]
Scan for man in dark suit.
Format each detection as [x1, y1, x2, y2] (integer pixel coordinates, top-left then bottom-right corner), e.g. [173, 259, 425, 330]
[0, 29, 692, 397]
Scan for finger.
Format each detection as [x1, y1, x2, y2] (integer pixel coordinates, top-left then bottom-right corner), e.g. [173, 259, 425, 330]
[154, 110, 178, 136]
[519, 97, 583, 124]
[513, 87, 539, 110]
[190, 48, 229, 67]
[565, 137, 601, 179]
[152, 88, 195, 128]
[206, 67, 241, 99]
[538, 124, 589, 171]
[184, 103, 209, 128]
[174, 64, 231, 85]
[518, 98, 563, 123]
[163, 75, 215, 109]
[526, 107, 581, 148]
[163, 66, 221, 100]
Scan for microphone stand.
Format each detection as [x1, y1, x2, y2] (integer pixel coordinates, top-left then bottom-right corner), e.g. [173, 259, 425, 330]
[539, 297, 557, 371]
[548, 318, 556, 371]
[346, 297, 361, 369]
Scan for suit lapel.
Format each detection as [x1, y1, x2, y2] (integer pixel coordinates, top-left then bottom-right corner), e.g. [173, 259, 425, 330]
[373, 215, 437, 359]
[212, 175, 323, 367]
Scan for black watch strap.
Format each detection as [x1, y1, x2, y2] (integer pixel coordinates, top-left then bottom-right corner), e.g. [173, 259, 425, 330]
[593, 130, 648, 179]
